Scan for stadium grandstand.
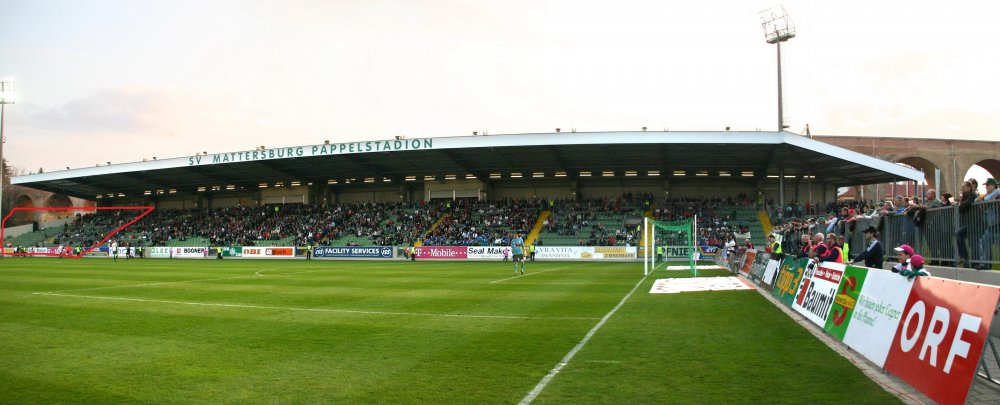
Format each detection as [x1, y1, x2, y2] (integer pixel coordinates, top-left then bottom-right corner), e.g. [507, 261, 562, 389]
[5, 130, 921, 253]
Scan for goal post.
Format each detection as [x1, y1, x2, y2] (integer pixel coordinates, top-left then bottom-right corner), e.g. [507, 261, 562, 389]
[644, 216, 698, 276]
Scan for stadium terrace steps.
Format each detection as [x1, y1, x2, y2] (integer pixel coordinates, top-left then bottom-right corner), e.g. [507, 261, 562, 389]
[524, 210, 549, 247]
[415, 213, 450, 247]
[758, 210, 773, 236]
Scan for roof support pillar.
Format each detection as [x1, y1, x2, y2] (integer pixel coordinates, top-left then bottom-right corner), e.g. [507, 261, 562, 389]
[794, 176, 800, 205]
[778, 167, 785, 210]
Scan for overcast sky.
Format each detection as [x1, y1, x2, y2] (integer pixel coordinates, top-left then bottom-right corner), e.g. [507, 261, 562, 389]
[2, 0, 998, 179]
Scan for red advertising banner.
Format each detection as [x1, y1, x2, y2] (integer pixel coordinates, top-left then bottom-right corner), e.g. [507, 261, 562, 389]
[739, 250, 756, 277]
[883, 277, 1000, 405]
[414, 246, 468, 260]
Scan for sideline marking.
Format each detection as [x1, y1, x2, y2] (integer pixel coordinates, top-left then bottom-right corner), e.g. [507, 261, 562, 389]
[253, 267, 387, 277]
[37, 274, 264, 294]
[36, 266, 392, 294]
[490, 267, 568, 284]
[32, 292, 600, 321]
[518, 273, 649, 404]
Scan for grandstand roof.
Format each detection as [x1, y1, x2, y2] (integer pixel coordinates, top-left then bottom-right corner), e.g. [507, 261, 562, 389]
[13, 131, 923, 199]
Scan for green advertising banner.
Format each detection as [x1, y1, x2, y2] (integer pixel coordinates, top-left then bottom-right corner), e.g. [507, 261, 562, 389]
[772, 257, 808, 307]
[823, 265, 870, 341]
[220, 246, 243, 257]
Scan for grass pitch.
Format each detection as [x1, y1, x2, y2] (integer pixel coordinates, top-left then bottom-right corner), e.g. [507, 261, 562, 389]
[0, 258, 899, 404]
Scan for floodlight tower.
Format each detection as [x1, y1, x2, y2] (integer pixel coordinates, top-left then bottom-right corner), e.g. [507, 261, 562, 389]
[760, 6, 795, 131]
[0, 80, 14, 219]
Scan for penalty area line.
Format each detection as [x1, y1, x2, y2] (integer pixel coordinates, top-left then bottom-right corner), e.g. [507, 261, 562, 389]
[490, 266, 568, 284]
[32, 292, 601, 321]
[518, 273, 649, 405]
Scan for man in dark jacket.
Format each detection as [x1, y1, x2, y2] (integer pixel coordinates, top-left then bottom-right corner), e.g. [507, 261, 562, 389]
[851, 226, 884, 269]
[956, 180, 977, 268]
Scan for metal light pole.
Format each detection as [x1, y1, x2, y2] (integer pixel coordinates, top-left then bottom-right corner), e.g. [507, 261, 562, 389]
[760, 6, 795, 132]
[0, 80, 14, 222]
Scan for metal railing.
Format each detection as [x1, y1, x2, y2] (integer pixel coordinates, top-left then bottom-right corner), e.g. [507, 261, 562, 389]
[774, 199, 999, 269]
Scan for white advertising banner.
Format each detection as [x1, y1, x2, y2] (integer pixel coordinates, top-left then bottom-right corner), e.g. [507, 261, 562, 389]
[170, 247, 211, 258]
[148, 247, 172, 258]
[109, 247, 137, 257]
[792, 262, 846, 327]
[535, 247, 593, 259]
[466, 246, 511, 259]
[762, 258, 782, 287]
[841, 270, 915, 367]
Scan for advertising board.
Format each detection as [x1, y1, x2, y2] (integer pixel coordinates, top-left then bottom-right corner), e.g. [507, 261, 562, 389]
[791, 262, 846, 328]
[536, 246, 591, 259]
[466, 246, 511, 260]
[747, 251, 771, 283]
[772, 257, 808, 306]
[594, 246, 637, 259]
[840, 270, 915, 367]
[314, 246, 394, 259]
[414, 246, 468, 260]
[739, 250, 756, 277]
[242, 247, 295, 258]
[883, 278, 1000, 405]
[171, 247, 210, 258]
[823, 265, 870, 341]
[760, 257, 783, 290]
[148, 247, 171, 258]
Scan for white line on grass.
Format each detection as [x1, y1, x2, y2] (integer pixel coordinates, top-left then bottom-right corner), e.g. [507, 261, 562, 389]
[36, 266, 392, 294]
[518, 273, 650, 405]
[489, 267, 568, 284]
[36, 274, 265, 294]
[33, 292, 601, 321]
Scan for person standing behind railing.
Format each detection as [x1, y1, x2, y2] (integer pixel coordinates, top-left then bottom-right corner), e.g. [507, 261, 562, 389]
[956, 181, 977, 268]
[973, 178, 1000, 270]
[851, 226, 884, 269]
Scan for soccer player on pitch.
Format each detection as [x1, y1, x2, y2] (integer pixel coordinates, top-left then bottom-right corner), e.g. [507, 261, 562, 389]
[511, 232, 525, 275]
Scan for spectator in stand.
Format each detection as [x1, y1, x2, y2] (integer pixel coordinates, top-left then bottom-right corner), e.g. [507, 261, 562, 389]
[818, 233, 843, 263]
[973, 178, 999, 270]
[956, 180, 977, 268]
[980, 178, 1000, 201]
[851, 226, 884, 269]
[892, 244, 915, 273]
[894, 196, 908, 215]
[797, 233, 811, 258]
[809, 233, 827, 260]
[941, 192, 954, 206]
[926, 189, 942, 209]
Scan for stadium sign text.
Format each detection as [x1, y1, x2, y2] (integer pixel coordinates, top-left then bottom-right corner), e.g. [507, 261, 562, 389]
[188, 138, 435, 166]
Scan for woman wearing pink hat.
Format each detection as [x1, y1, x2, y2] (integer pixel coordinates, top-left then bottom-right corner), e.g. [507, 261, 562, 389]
[892, 244, 915, 273]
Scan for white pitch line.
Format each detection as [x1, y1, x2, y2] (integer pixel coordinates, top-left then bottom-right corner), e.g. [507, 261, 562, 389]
[490, 267, 568, 284]
[256, 266, 390, 276]
[36, 274, 264, 294]
[32, 292, 600, 321]
[518, 273, 650, 405]
[38, 266, 393, 294]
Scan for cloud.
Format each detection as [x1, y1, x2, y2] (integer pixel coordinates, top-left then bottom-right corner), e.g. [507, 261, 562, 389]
[28, 87, 168, 133]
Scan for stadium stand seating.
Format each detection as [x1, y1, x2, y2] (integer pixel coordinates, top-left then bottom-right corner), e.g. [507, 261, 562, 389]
[4, 197, 766, 252]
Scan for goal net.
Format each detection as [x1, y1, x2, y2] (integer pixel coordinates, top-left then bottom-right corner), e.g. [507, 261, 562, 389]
[643, 216, 698, 276]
